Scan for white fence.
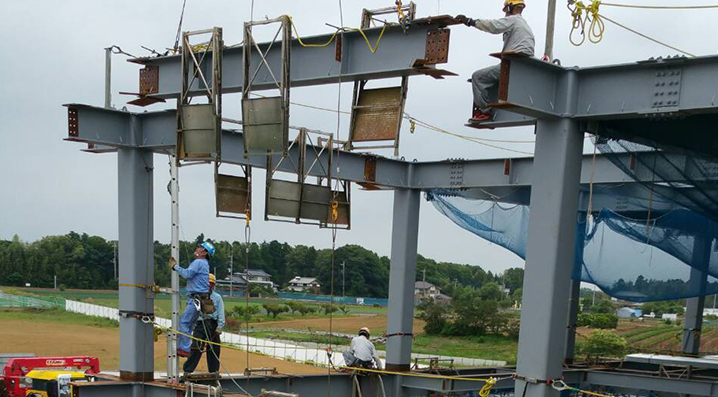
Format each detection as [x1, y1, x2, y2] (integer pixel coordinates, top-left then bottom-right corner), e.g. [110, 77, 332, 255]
[64, 299, 349, 366]
[63, 300, 505, 368]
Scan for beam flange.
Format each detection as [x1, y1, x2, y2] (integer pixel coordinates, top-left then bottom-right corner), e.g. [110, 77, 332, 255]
[129, 17, 458, 100]
[65, 104, 715, 189]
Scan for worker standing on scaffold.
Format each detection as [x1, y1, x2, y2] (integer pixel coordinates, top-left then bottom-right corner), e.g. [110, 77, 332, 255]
[183, 273, 225, 374]
[456, 0, 535, 122]
[169, 241, 215, 357]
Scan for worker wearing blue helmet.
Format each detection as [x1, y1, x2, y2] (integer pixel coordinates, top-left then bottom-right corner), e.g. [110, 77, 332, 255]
[169, 240, 215, 356]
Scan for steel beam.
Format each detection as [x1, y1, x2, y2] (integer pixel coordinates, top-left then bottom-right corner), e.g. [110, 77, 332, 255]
[130, 17, 457, 99]
[683, 235, 713, 355]
[65, 105, 713, 190]
[117, 146, 155, 381]
[496, 55, 718, 120]
[386, 188, 421, 371]
[515, 119, 584, 397]
[584, 371, 718, 397]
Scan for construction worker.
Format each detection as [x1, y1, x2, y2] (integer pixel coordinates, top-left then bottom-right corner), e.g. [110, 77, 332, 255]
[183, 273, 225, 374]
[169, 241, 215, 357]
[342, 327, 383, 369]
[456, 0, 535, 122]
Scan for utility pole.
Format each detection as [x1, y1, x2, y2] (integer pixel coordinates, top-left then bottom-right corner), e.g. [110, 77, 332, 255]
[167, 155, 180, 383]
[104, 47, 111, 108]
[422, 268, 426, 283]
[544, 0, 558, 60]
[54, 275, 57, 290]
[229, 251, 233, 297]
[113, 242, 117, 281]
[341, 261, 346, 297]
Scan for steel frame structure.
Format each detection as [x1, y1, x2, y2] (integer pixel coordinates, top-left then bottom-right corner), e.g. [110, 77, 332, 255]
[61, 12, 718, 397]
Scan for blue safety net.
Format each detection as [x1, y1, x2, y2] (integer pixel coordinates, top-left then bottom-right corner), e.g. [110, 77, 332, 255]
[426, 179, 718, 302]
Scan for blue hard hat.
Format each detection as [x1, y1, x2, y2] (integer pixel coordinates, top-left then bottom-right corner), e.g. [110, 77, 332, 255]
[200, 241, 216, 258]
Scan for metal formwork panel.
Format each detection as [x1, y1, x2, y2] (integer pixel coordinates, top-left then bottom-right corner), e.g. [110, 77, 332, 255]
[351, 87, 403, 142]
[242, 96, 286, 155]
[266, 179, 349, 226]
[215, 174, 250, 216]
[179, 104, 219, 159]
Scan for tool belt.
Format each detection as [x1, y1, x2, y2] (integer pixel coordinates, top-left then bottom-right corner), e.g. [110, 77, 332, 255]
[190, 293, 215, 315]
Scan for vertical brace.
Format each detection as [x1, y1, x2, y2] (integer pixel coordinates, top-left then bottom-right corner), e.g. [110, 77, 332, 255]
[682, 235, 713, 355]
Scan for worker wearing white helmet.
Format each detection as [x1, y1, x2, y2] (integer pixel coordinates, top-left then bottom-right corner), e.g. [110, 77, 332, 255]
[456, 0, 535, 122]
[342, 327, 383, 369]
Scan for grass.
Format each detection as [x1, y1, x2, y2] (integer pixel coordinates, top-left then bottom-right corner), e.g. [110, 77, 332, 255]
[4, 287, 387, 321]
[250, 330, 351, 346]
[625, 326, 677, 344]
[410, 334, 518, 364]
[0, 308, 119, 328]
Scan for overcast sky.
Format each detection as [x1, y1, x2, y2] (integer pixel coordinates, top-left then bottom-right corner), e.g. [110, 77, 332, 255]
[1, 0, 715, 275]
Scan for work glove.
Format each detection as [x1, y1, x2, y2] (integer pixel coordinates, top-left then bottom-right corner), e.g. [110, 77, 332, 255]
[168, 256, 177, 270]
[455, 14, 474, 26]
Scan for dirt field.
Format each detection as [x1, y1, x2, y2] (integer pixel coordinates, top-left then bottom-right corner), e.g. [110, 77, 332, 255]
[0, 319, 325, 374]
[250, 314, 426, 335]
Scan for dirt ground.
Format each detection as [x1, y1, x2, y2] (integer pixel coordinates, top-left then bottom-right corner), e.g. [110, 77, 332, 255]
[251, 314, 426, 335]
[0, 320, 325, 374]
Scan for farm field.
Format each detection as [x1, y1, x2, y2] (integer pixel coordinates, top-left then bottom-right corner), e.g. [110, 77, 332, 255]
[0, 308, 325, 374]
[14, 287, 389, 317]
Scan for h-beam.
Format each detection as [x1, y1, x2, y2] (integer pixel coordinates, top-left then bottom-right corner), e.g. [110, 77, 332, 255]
[682, 235, 713, 355]
[386, 188, 421, 371]
[117, 146, 155, 381]
[515, 118, 584, 397]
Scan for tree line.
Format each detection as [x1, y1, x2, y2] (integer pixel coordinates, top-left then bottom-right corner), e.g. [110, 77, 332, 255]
[0, 232, 523, 299]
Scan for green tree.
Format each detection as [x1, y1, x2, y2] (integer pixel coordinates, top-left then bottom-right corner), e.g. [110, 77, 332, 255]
[417, 301, 450, 335]
[581, 329, 628, 360]
[479, 282, 502, 301]
[511, 288, 523, 304]
[503, 268, 524, 292]
[320, 303, 339, 315]
[232, 305, 260, 321]
[262, 303, 289, 318]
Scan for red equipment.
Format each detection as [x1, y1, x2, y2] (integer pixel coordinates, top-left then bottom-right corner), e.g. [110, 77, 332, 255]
[1, 356, 100, 397]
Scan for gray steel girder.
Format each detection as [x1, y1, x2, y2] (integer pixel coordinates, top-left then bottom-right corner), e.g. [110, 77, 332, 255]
[496, 54, 718, 120]
[65, 104, 708, 190]
[130, 17, 457, 99]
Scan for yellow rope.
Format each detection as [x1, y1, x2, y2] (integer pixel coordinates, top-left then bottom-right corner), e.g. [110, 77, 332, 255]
[152, 320, 500, 390]
[287, 16, 389, 54]
[567, 0, 696, 56]
[602, 2, 718, 9]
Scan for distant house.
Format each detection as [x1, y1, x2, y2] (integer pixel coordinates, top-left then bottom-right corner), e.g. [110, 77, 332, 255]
[216, 269, 275, 292]
[415, 281, 440, 299]
[287, 276, 321, 293]
[617, 307, 638, 318]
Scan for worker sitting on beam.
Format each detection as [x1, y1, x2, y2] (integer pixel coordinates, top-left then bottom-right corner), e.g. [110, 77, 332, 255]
[169, 241, 215, 357]
[456, 0, 535, 122]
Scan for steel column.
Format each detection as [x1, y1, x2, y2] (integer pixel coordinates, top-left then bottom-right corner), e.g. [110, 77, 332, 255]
[682, 235, 713, 355]
[117, 138, 155, 381]
[515, 118, 584, 397]
[564, 279, 581, 364]
[386, 188, 421, 371]
[565, 211, 587, 364]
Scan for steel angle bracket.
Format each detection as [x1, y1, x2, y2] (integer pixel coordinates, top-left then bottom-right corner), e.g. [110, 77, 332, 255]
[176, 28, 223, 162]
[214, 162, 252, 220]
[264, 129, 350, 229]
[242, 16, 291, 157]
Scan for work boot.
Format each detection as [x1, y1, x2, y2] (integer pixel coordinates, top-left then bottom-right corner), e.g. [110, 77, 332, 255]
[470, 108, 493, 122]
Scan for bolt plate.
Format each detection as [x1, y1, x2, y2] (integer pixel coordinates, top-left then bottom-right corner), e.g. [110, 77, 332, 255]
[68, 107, 79, 137]
[652, 68, 682, 109]
[140, 65, 159, 95]
[424, 28, 450, 65]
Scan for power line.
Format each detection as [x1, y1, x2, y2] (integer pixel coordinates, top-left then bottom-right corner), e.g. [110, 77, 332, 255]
[600, 14, 697, 57]
[602, 2, 718, 10]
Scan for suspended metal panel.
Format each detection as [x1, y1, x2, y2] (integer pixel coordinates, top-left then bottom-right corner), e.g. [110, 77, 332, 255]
[351, 87, 404, 142]
[177, 28, 223, 162]
[242, 96, 286, 155]
[214, 163, 251, 220]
